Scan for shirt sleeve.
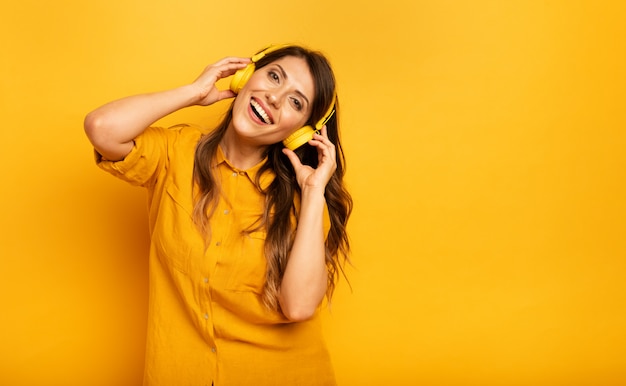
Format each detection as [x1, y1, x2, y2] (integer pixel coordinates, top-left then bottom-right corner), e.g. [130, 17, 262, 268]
[94, 126, 170, 188]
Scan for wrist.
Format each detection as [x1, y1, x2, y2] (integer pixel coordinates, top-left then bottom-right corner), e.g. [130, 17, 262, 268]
[177, 84, 205, 106]
[300, 186, 326, 202]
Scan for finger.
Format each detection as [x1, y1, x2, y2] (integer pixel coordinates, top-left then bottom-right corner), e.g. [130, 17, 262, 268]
[308, 139, 335, 161]
[201, 57, 250, 81]
[282, 148, 303, 170]
[312, 125, 334, 144]
[320, 125, 328, 138]
[310, 132, 337, 168]
[206, 57, 250, 75]
[217, 89, 237, 101]
[217, 60, 251, 78]
[214, 56, 252, 66]
[311, 129, 336, 153]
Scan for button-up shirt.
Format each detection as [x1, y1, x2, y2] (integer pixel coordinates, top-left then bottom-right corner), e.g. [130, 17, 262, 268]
[96, 125, 335, 386]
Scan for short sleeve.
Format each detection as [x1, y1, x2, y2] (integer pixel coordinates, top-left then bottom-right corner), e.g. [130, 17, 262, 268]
[95, 126, 169, 188]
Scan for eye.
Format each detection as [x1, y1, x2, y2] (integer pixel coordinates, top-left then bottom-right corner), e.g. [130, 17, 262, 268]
[290, 97, 303, 111]
[268, 70, 280, 83]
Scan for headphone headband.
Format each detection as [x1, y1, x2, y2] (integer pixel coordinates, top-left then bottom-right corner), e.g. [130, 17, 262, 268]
[250, 44, 291, 63]
[314, 93, 337, 131]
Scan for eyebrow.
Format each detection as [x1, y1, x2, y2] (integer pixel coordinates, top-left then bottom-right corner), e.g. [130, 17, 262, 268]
[275, 64, 310, 107]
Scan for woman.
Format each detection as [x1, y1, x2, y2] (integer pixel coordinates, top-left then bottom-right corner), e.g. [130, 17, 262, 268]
[84, 44, 352, 385]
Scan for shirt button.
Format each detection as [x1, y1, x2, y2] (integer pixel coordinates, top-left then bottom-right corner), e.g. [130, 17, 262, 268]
[211, 347, 216, 353]
[215, 241, 221, 246]
[223, 209, 230, 215]
[203, 277, 209, 283]
[204, 313, 209, 320]
[232, 172, 238, 177]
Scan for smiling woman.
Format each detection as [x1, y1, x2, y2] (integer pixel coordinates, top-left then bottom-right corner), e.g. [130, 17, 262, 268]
[228, 55, 315, 154]
[83, 44, 352, 386]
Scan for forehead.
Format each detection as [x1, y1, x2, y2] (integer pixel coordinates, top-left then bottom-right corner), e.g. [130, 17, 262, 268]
[266, 56, 315, 100]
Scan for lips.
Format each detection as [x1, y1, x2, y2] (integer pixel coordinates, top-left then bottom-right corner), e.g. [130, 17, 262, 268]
[250, 99, 273, 125]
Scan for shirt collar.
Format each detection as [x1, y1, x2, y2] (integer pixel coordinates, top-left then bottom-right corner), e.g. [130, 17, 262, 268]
[216, 145, 274, 190]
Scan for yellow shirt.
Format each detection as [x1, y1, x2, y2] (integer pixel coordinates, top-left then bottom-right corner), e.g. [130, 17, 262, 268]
[97, 125, 336, 386]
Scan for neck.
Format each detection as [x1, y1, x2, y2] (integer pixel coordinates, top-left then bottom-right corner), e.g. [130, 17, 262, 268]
[220, 128, 267, 170]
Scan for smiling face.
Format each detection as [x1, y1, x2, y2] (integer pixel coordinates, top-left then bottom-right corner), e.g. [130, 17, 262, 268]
[230, 55, 315, 148]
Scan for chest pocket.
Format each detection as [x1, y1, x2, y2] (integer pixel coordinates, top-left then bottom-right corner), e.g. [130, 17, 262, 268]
[152, 181, 201, 274]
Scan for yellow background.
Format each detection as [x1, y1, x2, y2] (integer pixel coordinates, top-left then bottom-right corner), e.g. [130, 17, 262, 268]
[1, 0, 625, 385]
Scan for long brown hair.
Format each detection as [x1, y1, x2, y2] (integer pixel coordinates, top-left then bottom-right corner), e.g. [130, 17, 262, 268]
[192, 45, 352, 311]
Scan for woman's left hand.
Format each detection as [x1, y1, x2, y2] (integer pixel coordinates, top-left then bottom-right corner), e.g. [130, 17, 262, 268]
[282, 126, 337, 192]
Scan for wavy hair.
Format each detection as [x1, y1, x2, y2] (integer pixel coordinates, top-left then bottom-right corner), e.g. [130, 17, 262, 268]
[192, 45, 352, 311]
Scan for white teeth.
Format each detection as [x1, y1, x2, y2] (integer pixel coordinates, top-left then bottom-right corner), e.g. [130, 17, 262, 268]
[250, 99, 272, 124]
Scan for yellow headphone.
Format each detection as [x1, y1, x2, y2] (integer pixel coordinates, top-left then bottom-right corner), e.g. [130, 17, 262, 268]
[229, 45, 337, 150]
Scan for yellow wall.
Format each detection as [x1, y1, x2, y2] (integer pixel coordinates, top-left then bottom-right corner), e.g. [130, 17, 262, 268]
[1, 0, 625, 385]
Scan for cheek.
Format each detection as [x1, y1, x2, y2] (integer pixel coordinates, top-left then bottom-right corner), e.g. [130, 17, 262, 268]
[232, 96, 253, 124]
[283, 110, 308, 130]
[279, 120, 301, 138]
[233, 95, 246, 114]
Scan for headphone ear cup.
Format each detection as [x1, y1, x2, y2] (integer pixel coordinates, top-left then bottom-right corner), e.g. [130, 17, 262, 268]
[283, 125, 315, 150]
[230, 64, 256, 94]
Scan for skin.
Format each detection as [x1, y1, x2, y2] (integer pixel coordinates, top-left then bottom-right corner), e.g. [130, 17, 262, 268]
[223, 56, 315, 169]
[84, 54, 337, 321]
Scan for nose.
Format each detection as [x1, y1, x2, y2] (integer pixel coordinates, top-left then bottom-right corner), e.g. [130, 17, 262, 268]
[266, 91, 281, 108]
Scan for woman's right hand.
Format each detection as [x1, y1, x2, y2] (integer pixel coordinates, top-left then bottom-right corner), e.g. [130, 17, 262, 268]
[191, 56, 251, 106]
[84, 56, 251, 161]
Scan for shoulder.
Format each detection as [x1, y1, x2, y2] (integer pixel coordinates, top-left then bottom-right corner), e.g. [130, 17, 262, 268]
[161, 124, 205, 145]
[152, 124, 206, 162]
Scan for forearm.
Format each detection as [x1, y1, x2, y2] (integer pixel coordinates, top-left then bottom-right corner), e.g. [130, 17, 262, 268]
[279, 188, 329, 321]
[84, 84, 201, 160]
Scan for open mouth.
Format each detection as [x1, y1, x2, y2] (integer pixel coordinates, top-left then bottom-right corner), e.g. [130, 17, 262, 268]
[250, 99, 273, 125]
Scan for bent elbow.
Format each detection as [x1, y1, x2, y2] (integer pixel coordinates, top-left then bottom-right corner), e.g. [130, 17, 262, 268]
[83, 112, 130, 161]
[83, 111, 106, 142]
[281, 304, 317, 322]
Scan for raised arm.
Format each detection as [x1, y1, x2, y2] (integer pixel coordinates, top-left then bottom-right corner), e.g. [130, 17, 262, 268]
[84, 57, 250, 161]
[279, 127, 338, 321]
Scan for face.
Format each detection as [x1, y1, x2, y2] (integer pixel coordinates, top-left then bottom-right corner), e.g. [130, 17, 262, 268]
[230, 56, 315, 147]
